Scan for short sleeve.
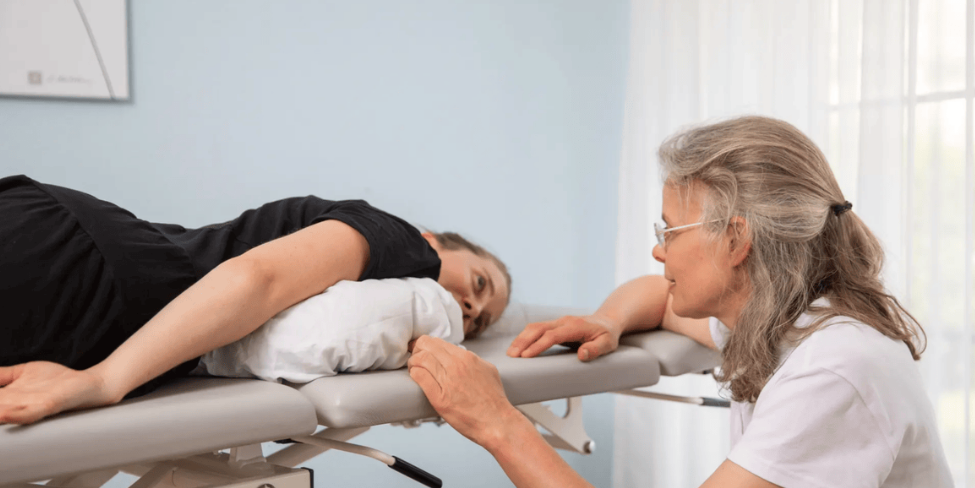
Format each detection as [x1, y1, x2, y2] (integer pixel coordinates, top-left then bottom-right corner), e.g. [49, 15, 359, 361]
[729, 367, 895, 488]
[709, 317, 730, 351]
[310, 200, 441, 281]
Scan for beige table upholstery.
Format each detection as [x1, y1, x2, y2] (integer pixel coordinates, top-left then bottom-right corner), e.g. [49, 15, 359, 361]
[0, 303, 720, 485]
[0, 379, 317, 484]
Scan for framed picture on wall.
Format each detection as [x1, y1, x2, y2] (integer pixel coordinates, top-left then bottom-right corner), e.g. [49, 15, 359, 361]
[0, 0, 130, 101]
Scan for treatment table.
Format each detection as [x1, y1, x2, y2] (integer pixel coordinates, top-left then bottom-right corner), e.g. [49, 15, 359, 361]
[0, 304, 721, 488]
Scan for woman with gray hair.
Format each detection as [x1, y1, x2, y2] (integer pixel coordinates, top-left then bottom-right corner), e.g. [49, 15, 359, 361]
[408, 116, 953, 487]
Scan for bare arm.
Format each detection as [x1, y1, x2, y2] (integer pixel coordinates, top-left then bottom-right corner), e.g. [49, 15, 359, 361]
[508, 275, 714, 361]
[93, 219, 369, 398]
[593, 275, 714, 347]
[700, 460, 781, 488]
[659, 293, 715, 349]
[409, 337, 775, 488]
[0, 220, 369, 423]
[590, 275, 672, 335]
[486, 411, 593, 488]
[488, 435, 778, 488]
[408, 336, 592, 488]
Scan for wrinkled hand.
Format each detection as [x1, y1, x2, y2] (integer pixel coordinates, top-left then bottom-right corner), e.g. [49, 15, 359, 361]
[407, 336, 520, 448]
[0, 362, 116, 425]
[506, 314, 621, 361]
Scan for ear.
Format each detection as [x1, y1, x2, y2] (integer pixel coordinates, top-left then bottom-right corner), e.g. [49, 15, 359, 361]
[420, 232, 440, 251]
[726, 217, 751, 267]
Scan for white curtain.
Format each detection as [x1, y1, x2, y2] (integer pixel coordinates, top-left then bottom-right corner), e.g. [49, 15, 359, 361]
[613, 1, 973, 486]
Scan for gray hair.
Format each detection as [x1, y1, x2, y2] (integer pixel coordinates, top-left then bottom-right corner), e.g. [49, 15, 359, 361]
[658, 115, 925, 403]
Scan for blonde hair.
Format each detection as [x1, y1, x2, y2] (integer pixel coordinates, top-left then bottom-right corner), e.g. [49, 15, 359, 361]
[431, 231, 512, 305]
[658, 115, 925, 403]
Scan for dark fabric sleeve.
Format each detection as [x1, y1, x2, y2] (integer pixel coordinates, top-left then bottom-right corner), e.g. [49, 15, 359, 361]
[309, 199, 441, 281]
[166, 196, 441, 284]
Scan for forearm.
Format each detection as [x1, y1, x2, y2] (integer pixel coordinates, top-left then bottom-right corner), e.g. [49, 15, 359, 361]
[88, 258, 284, 399]
[87, 220, 369, 400]
[485, 410, 593, 488]
[590, 275, 670, 335]
[589, 275, 714, 348]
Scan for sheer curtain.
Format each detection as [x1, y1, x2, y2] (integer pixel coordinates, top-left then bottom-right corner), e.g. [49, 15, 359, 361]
[613, 1, 973, 486]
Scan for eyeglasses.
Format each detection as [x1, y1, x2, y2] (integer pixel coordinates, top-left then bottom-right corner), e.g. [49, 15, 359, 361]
[653, 221, 718, 248]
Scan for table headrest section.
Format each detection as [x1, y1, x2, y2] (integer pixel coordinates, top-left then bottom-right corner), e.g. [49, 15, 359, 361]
[293, 335, 660, 429]
[0, 303, 721, 484]
[619, 330, 721, 376]
[479, 303, 591, 339]
[480, 302, 720, 376]
[0, 378, 317, 484]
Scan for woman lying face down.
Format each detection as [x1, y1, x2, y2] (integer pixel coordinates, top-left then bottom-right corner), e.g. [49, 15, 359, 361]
[422, 232, 511, 339]
[197, 231, 511, 383]
[0, 177, 510, 424]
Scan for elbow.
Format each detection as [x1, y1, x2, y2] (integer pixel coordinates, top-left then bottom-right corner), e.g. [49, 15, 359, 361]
[216, 256, 277, 312]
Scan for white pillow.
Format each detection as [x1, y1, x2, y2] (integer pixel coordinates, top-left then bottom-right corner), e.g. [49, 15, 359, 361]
[196, 277, 463, 383]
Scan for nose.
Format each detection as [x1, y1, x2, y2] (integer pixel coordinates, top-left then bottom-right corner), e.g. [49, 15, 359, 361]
[463, 297, 483, 318]
[652, 244, 666, 263]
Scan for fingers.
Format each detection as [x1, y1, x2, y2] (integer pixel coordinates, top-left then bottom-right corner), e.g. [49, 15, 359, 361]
[0, 364, 23, 387]
[407, 336, 455, 402]
[407, 335, 515, 446]
[408, 348, 448, 384]
[506, 320, 559, 357]
[0, 406, 25, 425]
[0, 362, 111, 425]
[577, 333, 615, 362]
[0, 365, 28, 425]
[520, 325, 585, 358]
[508, 317, 597, 358]
[507, 316, 621, 361]
[0, 404, 46, 425]
[411, 335, 462, 357]
[408, 365, 442, 400]
[0, 393, 55, 426]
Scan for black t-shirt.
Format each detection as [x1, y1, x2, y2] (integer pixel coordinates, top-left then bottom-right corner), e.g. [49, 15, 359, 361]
[1, 178, 440, 397]
[151, 196, 441, 282]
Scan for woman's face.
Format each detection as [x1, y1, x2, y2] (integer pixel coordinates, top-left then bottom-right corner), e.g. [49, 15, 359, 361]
[423, 235, 509, 337]
[651, 182, 748, 327]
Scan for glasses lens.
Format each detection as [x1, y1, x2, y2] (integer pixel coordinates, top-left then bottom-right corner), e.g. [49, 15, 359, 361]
[653, 222, 665, 247]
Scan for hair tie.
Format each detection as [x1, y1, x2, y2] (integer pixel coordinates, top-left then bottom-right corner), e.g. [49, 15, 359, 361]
[831, 201, 853, 216]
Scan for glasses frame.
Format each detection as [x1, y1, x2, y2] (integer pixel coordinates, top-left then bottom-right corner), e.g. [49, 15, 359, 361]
[653, 220, 720, 248]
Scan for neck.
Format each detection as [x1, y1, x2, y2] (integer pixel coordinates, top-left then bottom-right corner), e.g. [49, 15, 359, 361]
[715, 274, 751, 330]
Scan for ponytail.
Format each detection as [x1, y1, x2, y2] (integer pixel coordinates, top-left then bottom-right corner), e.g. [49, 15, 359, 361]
[659, 116, 926, 402]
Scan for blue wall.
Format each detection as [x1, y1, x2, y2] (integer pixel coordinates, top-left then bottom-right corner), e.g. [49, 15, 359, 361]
[0, 1, 628, 485]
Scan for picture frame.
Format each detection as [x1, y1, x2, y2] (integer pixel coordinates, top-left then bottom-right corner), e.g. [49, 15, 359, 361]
[0, 0, 130, 101]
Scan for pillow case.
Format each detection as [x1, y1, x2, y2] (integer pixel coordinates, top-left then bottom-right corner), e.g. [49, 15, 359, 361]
[196, 277, 462, 383]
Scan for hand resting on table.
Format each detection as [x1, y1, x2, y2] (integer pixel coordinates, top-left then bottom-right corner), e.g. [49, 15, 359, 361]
[506, 314, 623, 362]
[0, 362, 118, 425]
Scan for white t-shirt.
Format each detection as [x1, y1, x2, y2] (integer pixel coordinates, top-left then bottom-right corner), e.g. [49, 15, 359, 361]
[709, 299, 954, 487]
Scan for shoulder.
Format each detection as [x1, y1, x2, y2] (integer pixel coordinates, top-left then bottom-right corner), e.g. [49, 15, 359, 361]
[737, 312, 949, 487]
[253, 196, 410, 234]
[253, 195, 375, 212]
[295, 198, 439, 281]
[299, 197, 406, 226]
[766, 310, 933, 439]
[783, 314, 914, 387]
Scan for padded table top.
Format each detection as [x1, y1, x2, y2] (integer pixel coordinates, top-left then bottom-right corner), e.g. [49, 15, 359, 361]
[295, 329, 720, 428]
[0, 378, 318, 484]
[0, 305, 721, 485]
[294, 334, 661, 428]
